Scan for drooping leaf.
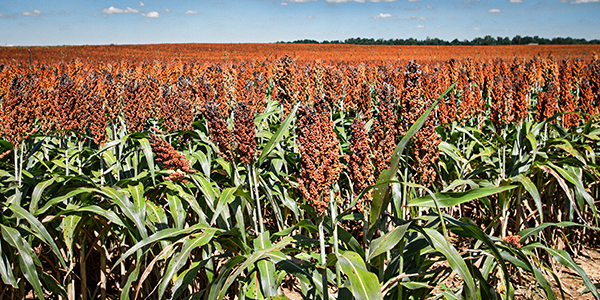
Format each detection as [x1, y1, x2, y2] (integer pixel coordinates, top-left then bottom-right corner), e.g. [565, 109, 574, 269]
[422, 228, 476, 300]
[407, 186, 517, 208]
[337, 250, 383, 300]
[258, 103, 298, 164]
[1, 225, 44, 300]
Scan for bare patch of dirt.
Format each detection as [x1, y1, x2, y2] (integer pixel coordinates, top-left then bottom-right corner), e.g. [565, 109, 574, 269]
[516, 248, 600, 299]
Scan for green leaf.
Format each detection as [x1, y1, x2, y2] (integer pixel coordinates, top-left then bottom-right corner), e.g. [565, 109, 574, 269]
[510, 175, 543, 222]
[170, 260, 209, 300]
[7, 203, 67, 268]
[128, 182, 146, 221]
[211, 187, 237, 226]
[166, 192, 185, 229]
[209, 237, 293, 300]
[407, 186, 517, 208]
[255, 231, 278, 297]
[0, 225, 44, 300]
[37, 187, 97, 215]
[62, 214, 81, 256]
[367, 221, 411, 262]
[100, 186, 148, 239]
[30, 176, 58, 214]
[120, 263, 141, 300]
[137, 137, 156, 186]
[158, 228, 217, 299]
[257, 103, 298, 164]
[422, 228, 476, 300]
[112, 223, 212, 269]
[0, 235, 17, 287]
[337, 251, 383, 300]
[518, 222, 600, 242]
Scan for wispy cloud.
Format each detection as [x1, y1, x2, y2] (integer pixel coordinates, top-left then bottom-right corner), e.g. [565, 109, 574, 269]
[22, 10, 42, 17]
[415, 24, 424, 28]
[101, 6, 140, 15]
[0, 13, 14, 18]
[185, 10, 200, 14]
[52, 10, 74, 15]
[488, 8, 501, 13]
[139, 2, 145, 6]
[373, 13, 393, 18]
[404, 15, 427, 20]
[141, 11, 160, 18]
[509, 0, 523, 2]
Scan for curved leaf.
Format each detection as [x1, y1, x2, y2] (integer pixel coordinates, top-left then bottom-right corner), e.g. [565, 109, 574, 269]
[257, 103, 298, 164]
[407, 186, 517, 208]
[337, 250, 383, 300]
[422, 228, 476, 300]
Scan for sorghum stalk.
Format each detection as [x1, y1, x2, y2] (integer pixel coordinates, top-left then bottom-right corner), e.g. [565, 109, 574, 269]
[330, 189, 340, 287]
[318, 214, 328, 300]
[252, 165, 265, 233]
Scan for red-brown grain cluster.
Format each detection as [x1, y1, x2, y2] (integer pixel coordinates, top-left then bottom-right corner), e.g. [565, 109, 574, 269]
[205, 102, 235, 161]
[148, 134, 196, 181]
[233, 101, 257, 164]
[345, 118, 374, 212]
[297, 98, 343, 215]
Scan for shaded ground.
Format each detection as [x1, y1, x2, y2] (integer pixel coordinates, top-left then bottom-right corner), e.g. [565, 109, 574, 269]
[281, 248, 600, 300]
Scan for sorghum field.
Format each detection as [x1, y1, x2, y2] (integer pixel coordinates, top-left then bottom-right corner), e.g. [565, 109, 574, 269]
[1, 44, 600, 300]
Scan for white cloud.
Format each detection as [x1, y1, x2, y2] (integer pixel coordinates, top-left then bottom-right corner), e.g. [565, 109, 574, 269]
[52, 10, 74, 15]
[22, 10, 41, 17]
[415, 24, 424, 28]
[405, 15, 427, 20]
[374, 12, 393, 18]
[101, 6, 140, 14]
[474, 27, 480, 30]
[308, 15, 315, 18]
[141, 11, 160, 18]
[185, 10, 200, 14]
[285, 0, 317, 2]
[509, 0, 523, 2]
[162, 9, 170, 13]
[488, 8, 501, 12]
[281, 2, 289, 5]
[427, 5, 434, 8]
[139, 2, 145, 6]
[564, 0, 600, 3]
[408, 0, 422, 2]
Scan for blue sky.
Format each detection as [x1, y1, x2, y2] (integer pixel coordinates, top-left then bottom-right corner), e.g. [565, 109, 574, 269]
[1, 0, 599, 46]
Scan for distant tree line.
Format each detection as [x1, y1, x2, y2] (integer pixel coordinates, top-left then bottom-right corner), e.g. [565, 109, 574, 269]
[281, 35, 600, 45]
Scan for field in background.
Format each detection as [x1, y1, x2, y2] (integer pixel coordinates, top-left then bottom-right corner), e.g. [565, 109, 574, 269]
[1, 43, 600, 63]
[1, 44, 600, 299]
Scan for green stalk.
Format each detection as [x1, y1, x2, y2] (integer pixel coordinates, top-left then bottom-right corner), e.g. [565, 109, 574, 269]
[81, 242, 87, 300]
[13, 145, 19, 204]
[65, 137, 70, 177]
[78, 138, 83, 175]
[252, 164, 265, 233]
[397, 238, 405, 300]
[318, 214, 328, 300]
[330, 189, 340, 288]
